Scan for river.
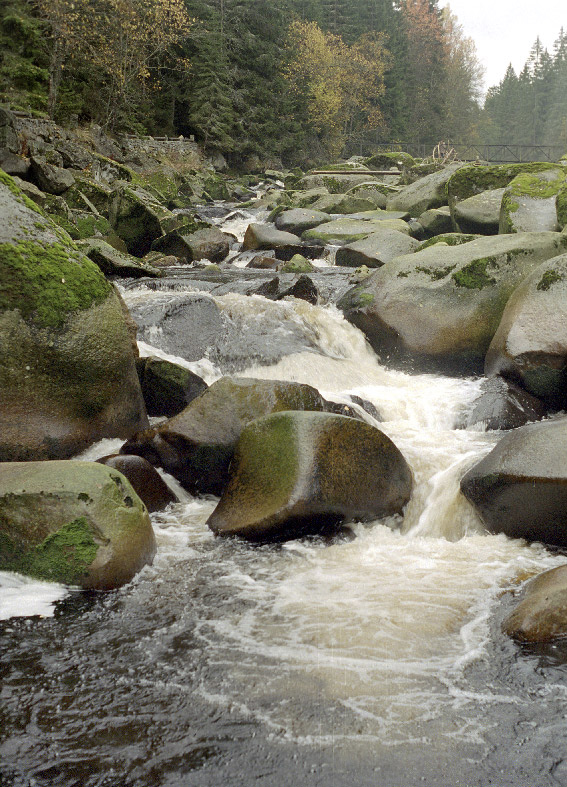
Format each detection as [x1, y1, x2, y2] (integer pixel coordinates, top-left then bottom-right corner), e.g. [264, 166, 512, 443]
[2, 205, 567, 786]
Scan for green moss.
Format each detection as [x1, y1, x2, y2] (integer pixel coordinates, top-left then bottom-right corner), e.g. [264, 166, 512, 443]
[447, 162, 559, 203]
[416, 264, 456, 281]
[0, 239, 112, 329]
[0, 169, 43, 215]
[18, 517, 99, 584]
[537, 269, 565, 291]
[323, 176, 343, 193]
[419, 233, 479, 250]
[280, 255, 314, 273]
[452, 259, 496, 290]
[397, 270, 410, 278]
[507, 171, 566, 200]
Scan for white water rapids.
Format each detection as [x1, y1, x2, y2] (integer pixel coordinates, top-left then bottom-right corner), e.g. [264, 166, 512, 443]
[2, 270, 567, 784]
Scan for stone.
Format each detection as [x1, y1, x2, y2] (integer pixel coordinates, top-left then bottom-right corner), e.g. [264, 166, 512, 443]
[11, 176, 45, 207]
[30, 156, 75, 195]
[455, 376, 545, 431]
[120, 377, 345, 495]
[279, 254, 315, 273]
[298, 173, 380, 194]
[138, 356, 208, 417]
[309, 194, 378, 214]
[77, 238, 162, 277]
[419, 232, 481, 250]
[55, 140, 94, 170]
[0, 171, 148, 461]
[242, 223, 301, 251]
[386, 163, 463, 217]
[499, 168, 566, 233]
[0, 151, 29, 178]
[278, 275, 318, 304]
[302, 218, 409, 246]
[97, 454, 178, 512]
[109, 184, 174, 256]
[418, 206, 453, 236]
[503, 566, 567, 643]
[246, 255, 279, 269]
[338, 231, 567, 375]
[485, 253, 567, 407]
[181, 227, 231, 262]
[452, 189, 504, 235]
[274, 244, 326, 261]
[0, 460, 156, 589]
[0, 108, 19, 153]
[344, 184, 388, 209]
[460, 416, 567, 547]
[335, 229, 419, 268]
[287, 187, 330, 208]
[364, 151, 415, 170]
[207, 410, 412, 542]
[65, 176, 113, 215]
[275, 208, 330, 234]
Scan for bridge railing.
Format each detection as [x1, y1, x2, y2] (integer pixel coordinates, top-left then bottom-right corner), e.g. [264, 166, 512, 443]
[347, 140, 566, 163]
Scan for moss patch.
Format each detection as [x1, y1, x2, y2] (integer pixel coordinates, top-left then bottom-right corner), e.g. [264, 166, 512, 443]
[419, 233, 479, 250]
[0, 168, 43, 215]
[537, 269, 565, 291]
[447, 162, 559, 203]
[10, 517, 99, 584]
[416, 264, 456, 281]
[0, 238, 112, 329]
[452, 259, 496, 290]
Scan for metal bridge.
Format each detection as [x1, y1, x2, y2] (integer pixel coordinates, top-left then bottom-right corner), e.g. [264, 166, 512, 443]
[365, 141, 566, 163]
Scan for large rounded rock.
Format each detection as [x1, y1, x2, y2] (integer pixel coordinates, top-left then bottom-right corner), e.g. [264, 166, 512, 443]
[446, 162, 560, 212]
[386, 163, 463, 217]
[452, 189, 504, 235]
[138, 356, 208, 417]
[97, 454, 178, 512]
[460, 417, 567, 547]
[309, 194, 378, 214]
[0, 171, 148, 461]
[30, 156, 75, 195]
[242, 223, 301, 251]
[207, 410, 413, 541]
[335, 229, 419, 268]
[454, 376, 545, 431]
[78, 238, 162, 278]
[338, 232, 567, 375]
[274, 208, 329, 234]
[302, 218, 410, 245]
[499, 169, 566, 233]
[109, 184, 173, 256]
[485, 253, 567, 406]
[0, 460, 156, 589]
[121, 377, 346, 495]
[503, 566, 567, 643]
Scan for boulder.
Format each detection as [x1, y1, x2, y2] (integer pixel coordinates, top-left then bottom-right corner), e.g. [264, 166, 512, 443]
[364, 151, 415, 170]
[137, 356, 208, 417]
[0, 151, 29, 178]
[30, 156, 75, 195]
[182, 227, 231, 262]
[299, 173, 379, 193]
[455, 376, 545, 431]
[499, 168, 566, 233]
[242, 223, 301, 251]
[120, 377, 345, 495]
[446, 162, 561, 212]
[109, 183, 174, 256]
[302, 218, 409, 245]
[418, 206, 453, 236]
[335, 229, 419, 268]
[77, 238, 162, 278]
[246, 254, 279, 269]
[452, 188, 504, 235]
[0, 460, 156, 589]
[275, 208, 329, 234]
[309, 194, 378, 214]
[419, 232, 481, 250]
[344, 183, 388, 208]
[503, 566, 567, 643]
[460, 416, 567, 547]
[207, 410, 412, 541]
[274, 244, 326, 261]
[557, 182, 567, 229]
[0, 171, 148, 461]
[64, 176, 113, 215]
[55, 140, 94, 170]
[96, 454, 178, 512]
[485, 253, 567, 407]
[386, 163, 463, 217]
[278, 275, 318, 304]
[287, 187, 330, 208]
[0, 108, 20, 153]
[338, 232, 567, 375]
[279, 254, 315, 273]
[11, 176, 45, 207]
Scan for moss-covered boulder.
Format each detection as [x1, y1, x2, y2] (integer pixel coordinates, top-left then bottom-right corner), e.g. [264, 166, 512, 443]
[137, 356, 208, 417]
[207, 410, 412, 542]
[386, 163, 463, 217]
[30, 156, 75, 195]
[302, 218, 409, 245]
[364, 151, 415, 170]
[97, 454, 178, 513]
[0, 460, 156, 589]
[64, 175, 113, 215]
[335, 229, 419, 268]
[109, 183, 175, 256]
[446, 162, 560, 212]
[287, 187, 330, 208]
[418, 232, 481, 250]
[299, 173, 380, 194]
[279, 254, 315, 273]
[460, 416, 567, 547]
[242, 223, 301, 251]
[338, 232, 567, 375]
[503, 566, 567, 643]
[0, 171, 148, 461]
[417, 206, 453, 236]
[557, 182, 567, 230]
[452, 188, 504, 235]
[485, 253, 567, 406]
[309, 194, 378, 214]
[499, 168, 566, 233]
[120, 377, 347, 495]
[77, 238, 162, 278]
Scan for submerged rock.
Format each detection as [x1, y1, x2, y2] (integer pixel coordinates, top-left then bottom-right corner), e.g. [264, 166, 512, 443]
[0, 171, 148, 461]
[460, 417, 567, 547]
[0, 460, 156, 589]
[207, 410, 412, 541]
[455, 376, 545, 431]
[503, 566, 567, 643]
[97, 454, 178, 512]
[338, 232, 567, 375]
[121, 377, 347, 495]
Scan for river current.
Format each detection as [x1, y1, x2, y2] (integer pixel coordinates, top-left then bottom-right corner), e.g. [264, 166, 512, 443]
[2, 207, 567, 786]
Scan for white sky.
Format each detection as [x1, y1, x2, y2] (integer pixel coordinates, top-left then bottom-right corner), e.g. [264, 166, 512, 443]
[439, 0, 564, 91]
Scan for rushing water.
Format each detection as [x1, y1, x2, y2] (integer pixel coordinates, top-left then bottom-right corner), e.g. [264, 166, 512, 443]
[2, 211, 567, 786]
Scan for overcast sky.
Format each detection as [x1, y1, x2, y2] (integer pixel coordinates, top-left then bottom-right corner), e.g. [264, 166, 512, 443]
[439, 0, 564, 92]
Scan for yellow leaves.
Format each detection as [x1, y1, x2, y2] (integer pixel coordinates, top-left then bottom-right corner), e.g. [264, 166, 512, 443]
[284, 20, 388, 155]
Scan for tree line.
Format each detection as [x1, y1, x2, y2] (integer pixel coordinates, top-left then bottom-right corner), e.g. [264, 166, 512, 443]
[0, 0, 484, 164]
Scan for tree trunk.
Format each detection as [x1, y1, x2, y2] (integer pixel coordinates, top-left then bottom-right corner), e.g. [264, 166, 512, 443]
[48, 36, 64, 120]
